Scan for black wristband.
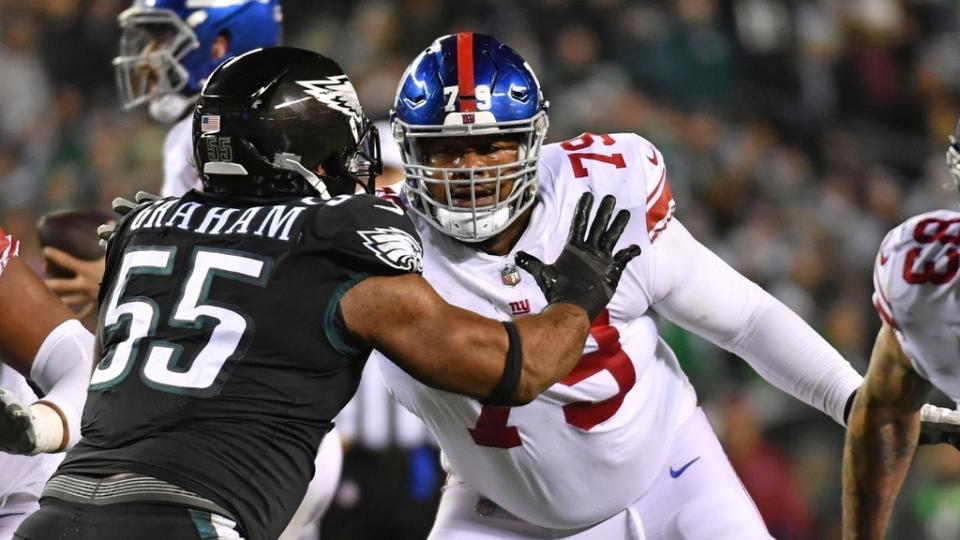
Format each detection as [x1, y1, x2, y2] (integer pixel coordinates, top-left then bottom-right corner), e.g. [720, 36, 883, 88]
[844, 389, 857, 424]
[481, 321, 524, 406]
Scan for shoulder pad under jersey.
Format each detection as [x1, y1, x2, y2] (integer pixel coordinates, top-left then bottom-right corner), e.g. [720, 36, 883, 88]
[309, 193, 423, 276]
[541, 132, 675, 242]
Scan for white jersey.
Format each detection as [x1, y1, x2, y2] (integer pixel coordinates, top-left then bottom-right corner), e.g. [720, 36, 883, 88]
[375, 132, 698, 529]
[873, 209, 960, 403]
[0, 365, 60, 502]
[160, 116, 201, 197]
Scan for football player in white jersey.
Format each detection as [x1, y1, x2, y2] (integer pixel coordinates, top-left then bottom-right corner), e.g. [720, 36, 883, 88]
[373, 32, 870, 540]
[0, 226, 93, 539]
[841, 122, 960, 539]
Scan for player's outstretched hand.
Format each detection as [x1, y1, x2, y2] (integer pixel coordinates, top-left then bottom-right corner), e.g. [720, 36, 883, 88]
[516, 192, 641, 321]
[0, 389, 40, 455]
[920, 404, 960, 448]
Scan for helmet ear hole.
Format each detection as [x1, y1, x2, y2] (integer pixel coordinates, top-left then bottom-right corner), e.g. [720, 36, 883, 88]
[211, 32, 230, 60]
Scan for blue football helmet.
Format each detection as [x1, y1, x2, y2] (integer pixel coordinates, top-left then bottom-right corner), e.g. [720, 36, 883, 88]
[392, 33, 549, 242]
[113, 0, 282, 123]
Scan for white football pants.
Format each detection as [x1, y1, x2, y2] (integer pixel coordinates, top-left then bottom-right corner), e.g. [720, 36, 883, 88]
[428, 408, 771, 540]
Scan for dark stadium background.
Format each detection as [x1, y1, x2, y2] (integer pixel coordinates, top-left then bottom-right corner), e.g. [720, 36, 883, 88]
[1, 1, 959, 538]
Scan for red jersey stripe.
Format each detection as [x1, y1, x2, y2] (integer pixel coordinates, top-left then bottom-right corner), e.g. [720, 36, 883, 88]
[873, 296, 899, 330]
[646, 175, 675, 242]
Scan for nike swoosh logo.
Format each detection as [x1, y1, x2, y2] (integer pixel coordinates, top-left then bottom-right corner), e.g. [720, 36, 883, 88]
[669, 456, 701, 478]
[647, 150, 659, 166]
[879, 252, 890, 265]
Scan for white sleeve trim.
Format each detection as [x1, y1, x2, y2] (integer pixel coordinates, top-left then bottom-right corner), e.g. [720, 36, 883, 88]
[651, 220, 864, 425]
[29, 319, 94, 449]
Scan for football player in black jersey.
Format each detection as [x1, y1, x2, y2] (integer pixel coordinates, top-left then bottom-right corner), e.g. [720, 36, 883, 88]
[14, 47, 642, 540]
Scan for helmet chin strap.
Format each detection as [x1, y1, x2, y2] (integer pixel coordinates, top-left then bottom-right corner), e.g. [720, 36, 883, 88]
[276, 154, 331, 200]
[435, 206, 512, 242]
[149, 93, 198, 125]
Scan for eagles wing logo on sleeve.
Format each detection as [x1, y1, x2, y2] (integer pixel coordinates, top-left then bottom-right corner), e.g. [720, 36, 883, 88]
[296, 76, 363, 140]
[357, 227, 423, 273]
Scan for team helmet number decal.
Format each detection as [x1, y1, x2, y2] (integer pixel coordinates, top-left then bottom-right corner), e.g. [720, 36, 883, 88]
[206, 137, 234, 162]
[443, 85, 492, 112]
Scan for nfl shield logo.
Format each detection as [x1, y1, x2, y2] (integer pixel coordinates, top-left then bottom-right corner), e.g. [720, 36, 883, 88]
[500, 264, 521, 286]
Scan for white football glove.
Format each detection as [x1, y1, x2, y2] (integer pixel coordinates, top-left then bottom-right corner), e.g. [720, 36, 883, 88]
[0, 389, 64, 455]
[99, 191, 161, 249]
[0, 388, 41, 455]
[920, 404, 960, 448]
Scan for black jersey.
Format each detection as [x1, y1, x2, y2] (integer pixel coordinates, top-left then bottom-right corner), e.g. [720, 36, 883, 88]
[56, 190, 421, 540]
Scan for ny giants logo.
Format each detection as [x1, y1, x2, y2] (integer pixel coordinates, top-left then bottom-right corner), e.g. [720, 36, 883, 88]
[508, 299, 530, 316]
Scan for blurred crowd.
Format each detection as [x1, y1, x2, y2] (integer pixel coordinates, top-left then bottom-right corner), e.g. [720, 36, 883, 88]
[2, 0, 960, 539]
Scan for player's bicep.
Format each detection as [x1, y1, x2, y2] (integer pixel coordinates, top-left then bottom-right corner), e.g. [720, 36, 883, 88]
[0, 257, 74, 376]
[862, 324, 931, 413]
[339, 274, 507, 399]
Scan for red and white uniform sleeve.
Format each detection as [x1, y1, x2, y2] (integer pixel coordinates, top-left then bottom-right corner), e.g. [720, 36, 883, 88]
[872, 210, 960, 404]
[642, 143, 675, 242]
[160, 116, 202, 197]
[650, 220, 863, 425]
[0, 226, 20, 277]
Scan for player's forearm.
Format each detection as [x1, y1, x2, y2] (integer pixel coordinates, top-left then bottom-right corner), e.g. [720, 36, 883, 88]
[511, 303, 590, 403]
[651, 222, 862, 424]
[842, 390, 919, 540]
[728, 295, 863, 425]
[410, 303, 589, 405]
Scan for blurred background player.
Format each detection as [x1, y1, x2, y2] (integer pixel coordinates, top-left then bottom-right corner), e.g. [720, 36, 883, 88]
[0, 226, 93, 540]
[377, 31, 866, 539]
[842, 120, 960, 539]
[113, 0, 282, 197]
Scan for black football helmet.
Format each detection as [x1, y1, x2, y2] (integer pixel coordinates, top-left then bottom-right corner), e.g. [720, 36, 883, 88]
[193, 46, 380, 197]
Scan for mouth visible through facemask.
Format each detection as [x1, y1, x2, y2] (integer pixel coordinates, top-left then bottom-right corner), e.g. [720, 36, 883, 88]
[449, 182, 500, 208]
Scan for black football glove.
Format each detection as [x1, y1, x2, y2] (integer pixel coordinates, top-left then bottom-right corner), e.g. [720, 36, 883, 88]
[515, 192, 641, 321]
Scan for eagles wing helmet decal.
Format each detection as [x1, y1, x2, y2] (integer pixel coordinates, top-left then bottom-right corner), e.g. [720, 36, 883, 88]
[296, 76, 363, 139]
[357, 227, 423, 273]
